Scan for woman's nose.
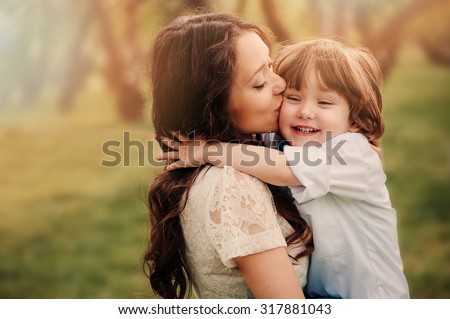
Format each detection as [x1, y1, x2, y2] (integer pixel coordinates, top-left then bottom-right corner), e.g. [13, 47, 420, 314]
[272, 73, 286, 94]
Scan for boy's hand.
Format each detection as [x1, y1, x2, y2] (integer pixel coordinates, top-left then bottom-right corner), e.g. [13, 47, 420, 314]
[156, 133, 211, 171]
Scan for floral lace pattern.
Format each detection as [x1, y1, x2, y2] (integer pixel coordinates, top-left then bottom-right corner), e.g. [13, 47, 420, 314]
[181, 166, 308, 298]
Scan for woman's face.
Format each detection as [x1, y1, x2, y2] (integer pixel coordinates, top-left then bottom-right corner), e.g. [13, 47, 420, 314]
[230, 31, 286, 135]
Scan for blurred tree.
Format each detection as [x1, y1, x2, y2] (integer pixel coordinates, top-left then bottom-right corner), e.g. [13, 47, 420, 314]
[2, 0, 449, 122]
[92, 0, 145, 121]
[156, 0, 211, 21]
[260, 0, 291, 43]
[418, 35, 450, 66]
[235, 0, 248, 15]
[413, 0, 450, 66]
[308, 0, 354, 39]
[357, 0, 450, 75]
[0, 0, 148, 121]
[260, 0, 450, 76]
[60, 0, 213, 121]
[0, 0, 60, 107]
[58, 7, 95, 113]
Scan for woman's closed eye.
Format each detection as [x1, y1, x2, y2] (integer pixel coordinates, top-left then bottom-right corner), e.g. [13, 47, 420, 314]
[253, 62, 273, 90]
[254, 82, 267, 90]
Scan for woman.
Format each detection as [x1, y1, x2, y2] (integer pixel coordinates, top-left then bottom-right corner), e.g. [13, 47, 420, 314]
[143, 12, 313, 299]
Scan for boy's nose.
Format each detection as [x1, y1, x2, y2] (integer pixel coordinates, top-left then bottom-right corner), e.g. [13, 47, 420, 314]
[297, 102, 315, 119]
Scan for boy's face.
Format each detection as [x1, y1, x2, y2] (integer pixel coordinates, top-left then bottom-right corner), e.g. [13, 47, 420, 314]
[279, 70, 354, 146]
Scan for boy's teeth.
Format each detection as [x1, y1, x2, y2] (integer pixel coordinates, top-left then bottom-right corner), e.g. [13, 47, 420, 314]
[295, 127, 318, 133]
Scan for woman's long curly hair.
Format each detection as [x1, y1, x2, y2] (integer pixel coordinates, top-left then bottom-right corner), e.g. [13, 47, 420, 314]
[143, 13, 313, 299]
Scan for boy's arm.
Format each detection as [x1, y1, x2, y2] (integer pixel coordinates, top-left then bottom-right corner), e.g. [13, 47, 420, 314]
[158, 136, 301, 186]
[209, 142, 301, 186]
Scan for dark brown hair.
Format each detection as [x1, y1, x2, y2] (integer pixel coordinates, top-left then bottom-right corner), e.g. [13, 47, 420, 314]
[275, 38, 384, 143]
[144, 13, 313, 299]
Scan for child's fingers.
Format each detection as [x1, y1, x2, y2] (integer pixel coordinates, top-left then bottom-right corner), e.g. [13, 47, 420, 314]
[165, 160, 190, 171]
[165, 161, 181, 171]
[165, 158, 204, 171]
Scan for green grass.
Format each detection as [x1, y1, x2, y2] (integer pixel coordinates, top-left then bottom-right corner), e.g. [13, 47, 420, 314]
[0, 45, 449, 298]
[382, 47, 450, 298]
[0, 121, 161, 298]
[0, 191, 149, 298]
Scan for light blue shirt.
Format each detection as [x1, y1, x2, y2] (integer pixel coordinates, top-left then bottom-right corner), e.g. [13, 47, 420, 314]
[284, 132, 409, 298]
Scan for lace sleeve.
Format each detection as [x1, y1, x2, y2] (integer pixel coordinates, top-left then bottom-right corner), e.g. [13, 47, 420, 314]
[206, 166, 287, 268]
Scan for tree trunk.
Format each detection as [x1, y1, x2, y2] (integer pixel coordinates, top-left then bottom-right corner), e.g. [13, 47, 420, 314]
[93, 0, 145, 121]
[260, 0, 292, 43]
[235, 0, 247, 15]
[59, 8, 94, 112]
[418, 35, 450, 66]
[307, 0, 355, 38]
[364, 0, 449, 76]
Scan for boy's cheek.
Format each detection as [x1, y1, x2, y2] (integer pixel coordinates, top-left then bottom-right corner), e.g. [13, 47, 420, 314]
[278, 110, 291, 133]
[278, 102, 292, 119]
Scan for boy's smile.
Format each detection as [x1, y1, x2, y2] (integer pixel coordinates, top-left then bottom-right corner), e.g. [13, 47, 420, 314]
[292, 125, 320, 135]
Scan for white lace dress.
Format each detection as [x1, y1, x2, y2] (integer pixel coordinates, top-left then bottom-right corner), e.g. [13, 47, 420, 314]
[180, 166, 309, 298]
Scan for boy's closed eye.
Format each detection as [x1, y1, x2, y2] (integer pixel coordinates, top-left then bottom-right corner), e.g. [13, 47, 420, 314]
[318, 100, 334, 106]
[284, 94, 302, 102]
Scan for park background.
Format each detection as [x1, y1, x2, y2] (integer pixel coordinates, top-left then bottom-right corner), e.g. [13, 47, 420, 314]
[0, 0, 449, 298]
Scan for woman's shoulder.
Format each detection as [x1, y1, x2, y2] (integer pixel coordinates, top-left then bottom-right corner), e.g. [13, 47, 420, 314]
[195, 165, 270, 191]
[190, 165, 275, 212]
